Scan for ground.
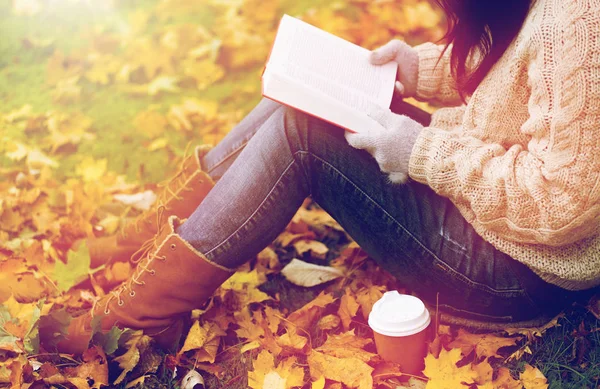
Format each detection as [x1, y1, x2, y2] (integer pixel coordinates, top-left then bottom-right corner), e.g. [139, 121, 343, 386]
[0, 0, 598, 388]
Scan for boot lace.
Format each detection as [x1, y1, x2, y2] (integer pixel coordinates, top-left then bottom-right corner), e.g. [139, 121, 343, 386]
[120, 146, 198, 240]
[99, 206, 170, 316]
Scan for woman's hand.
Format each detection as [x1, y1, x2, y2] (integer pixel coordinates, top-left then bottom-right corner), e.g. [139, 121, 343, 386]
[345, 106, 424, 184]
[370, 39, 419, 98]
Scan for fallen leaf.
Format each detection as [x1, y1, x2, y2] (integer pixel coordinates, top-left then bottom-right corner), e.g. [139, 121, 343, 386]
[448, 329, 521, 359]
[181, 369, 204, 389]
[281, 258, 344, 287]
[248, 350, 305, 389]
[520, 364, 548, 389]
[113, 190, 157, 211]
[293, 239, 329, 259]
[54, 243, 91, 293]
[422, 348, 477, 389]
[338, 289, 359, 330]
[307, 350, 373, 389]
[315, 330, 376, 362]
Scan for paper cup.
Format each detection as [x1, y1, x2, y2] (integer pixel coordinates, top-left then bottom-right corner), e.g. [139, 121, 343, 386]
[368, 291, 431, 375]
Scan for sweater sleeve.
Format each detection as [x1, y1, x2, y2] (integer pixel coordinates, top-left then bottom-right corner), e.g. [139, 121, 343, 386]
[408, 14, 600, 247]
[413, 42, 464, 106]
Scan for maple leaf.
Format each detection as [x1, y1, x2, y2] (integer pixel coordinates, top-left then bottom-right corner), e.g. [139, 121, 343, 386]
[63, 346, 109, 389]
[220, 269, 272, 305]
[520, 364, 548, 389]
[423, 348, 478, 389]
[179, 320, 226, 363]
[448, 329, 521, 359]
[75, 157, 108, 183]
[338, 289, 360, 330]
[356, 285, 385, 319]
[248, 350, 305, 389]
[46, 111, 95, 152]
[54, 243, 90, 293]
[307, 350, 373, 389]
[0, 296, 43, 354]
[315, 330, 376, 362]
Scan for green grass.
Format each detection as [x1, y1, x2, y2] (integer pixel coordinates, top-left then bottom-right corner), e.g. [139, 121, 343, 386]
[504, 302, 600, 389]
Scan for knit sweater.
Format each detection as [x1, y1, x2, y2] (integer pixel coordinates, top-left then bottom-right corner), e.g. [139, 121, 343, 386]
[408, 0, 600, 291]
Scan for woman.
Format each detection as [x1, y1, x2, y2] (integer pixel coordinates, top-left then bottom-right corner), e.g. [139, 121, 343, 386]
[59, 0, 600, 354]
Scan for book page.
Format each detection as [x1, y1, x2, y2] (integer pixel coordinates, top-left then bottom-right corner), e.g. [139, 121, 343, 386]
[273, 62, 380, 113]
[267, 14, 397, 108]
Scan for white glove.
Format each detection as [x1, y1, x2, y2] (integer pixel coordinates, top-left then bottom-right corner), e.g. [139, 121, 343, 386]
[345, 106, 423, 184]
[370, 39, 419, 98]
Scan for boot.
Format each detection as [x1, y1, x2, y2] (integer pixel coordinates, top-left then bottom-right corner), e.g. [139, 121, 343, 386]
[58, 216, 235, 355]
[85, 145, 215, 268]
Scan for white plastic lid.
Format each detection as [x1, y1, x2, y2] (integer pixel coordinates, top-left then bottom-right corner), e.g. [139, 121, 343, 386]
[368, 291, 431, 337]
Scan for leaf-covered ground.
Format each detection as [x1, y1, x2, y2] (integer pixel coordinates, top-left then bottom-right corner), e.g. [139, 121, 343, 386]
[1, 0, 599, 388]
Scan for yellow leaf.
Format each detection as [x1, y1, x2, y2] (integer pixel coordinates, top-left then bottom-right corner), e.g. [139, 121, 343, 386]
[147, 76, 180, 96]
[240, 340, 261, 354]
[179, 321, 226, 363]
[423, 348, 477, 389]
[248, 350, 304, 389]
[182, 59, 225, 90]
[3, 104, 33, 123]
[307, 350, 373, 389]
[147, 137, 169, 151]
[133, 110, 168, 139]
[75, 157, 107, 183]
[311, 376, 325, 389]
[113, 331, 148, 385]
[520, 364, 548, 389]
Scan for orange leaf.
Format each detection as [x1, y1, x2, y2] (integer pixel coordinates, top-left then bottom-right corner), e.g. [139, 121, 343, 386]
[338, 289, 359, 330]
[448, 329, 521, 359]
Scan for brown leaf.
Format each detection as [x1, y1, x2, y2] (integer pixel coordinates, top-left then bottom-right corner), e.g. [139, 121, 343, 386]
[448, 329, 521, 359]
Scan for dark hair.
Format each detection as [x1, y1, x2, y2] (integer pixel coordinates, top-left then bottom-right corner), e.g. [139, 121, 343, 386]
[433, 0, 535, 98]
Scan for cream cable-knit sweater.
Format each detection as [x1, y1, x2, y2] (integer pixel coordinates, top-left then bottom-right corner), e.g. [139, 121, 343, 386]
[408, 0, 600, 291]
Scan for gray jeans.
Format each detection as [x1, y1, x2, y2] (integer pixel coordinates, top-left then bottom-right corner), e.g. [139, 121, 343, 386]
[177, 97, 592, 323]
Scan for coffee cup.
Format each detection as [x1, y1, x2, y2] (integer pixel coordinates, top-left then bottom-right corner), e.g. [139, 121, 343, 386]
[368, 291, 431, 375]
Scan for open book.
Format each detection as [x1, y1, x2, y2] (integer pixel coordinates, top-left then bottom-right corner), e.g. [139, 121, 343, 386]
[261, 14, 397, 134]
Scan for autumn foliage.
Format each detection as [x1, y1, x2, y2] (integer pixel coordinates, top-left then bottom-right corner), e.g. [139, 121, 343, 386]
[1, 0, 596, 388]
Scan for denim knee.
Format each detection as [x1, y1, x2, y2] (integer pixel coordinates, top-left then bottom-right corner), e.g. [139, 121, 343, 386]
[278, 106, 310, 153]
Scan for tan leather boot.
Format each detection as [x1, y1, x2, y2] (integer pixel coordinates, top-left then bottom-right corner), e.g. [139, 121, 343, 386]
[85, 145, 215, 268]
[58, 216, 235, 355]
